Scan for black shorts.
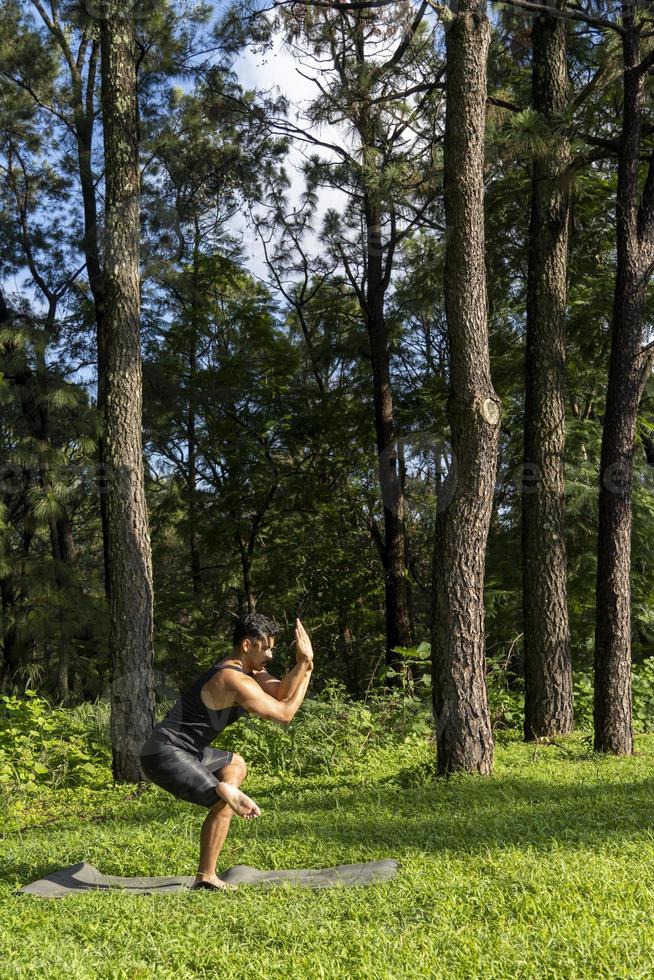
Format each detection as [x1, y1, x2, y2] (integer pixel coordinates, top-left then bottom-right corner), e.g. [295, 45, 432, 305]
[139, 735, 234, 809]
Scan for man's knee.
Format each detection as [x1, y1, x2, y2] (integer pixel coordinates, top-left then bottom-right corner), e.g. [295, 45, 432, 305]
[231, 753, 247, 780]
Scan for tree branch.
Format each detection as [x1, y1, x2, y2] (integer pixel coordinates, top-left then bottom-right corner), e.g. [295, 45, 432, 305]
[493, 0, 624, 35]
[378, 1, 429, 74]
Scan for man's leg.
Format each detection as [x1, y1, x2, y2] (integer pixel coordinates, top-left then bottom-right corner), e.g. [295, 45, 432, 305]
[194, 753, 259, 890]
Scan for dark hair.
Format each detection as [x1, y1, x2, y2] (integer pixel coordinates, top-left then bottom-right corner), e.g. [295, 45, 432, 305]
[232, 613, 283, 648]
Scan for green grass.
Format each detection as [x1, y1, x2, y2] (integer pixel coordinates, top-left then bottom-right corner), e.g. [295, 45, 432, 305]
[2, 733, 654, 979]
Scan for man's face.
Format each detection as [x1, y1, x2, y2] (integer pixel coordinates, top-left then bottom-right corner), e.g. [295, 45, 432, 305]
[248, 635, 275, 671]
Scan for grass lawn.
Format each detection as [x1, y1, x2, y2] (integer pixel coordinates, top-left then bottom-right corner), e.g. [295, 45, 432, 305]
[2, 732, 654, 979]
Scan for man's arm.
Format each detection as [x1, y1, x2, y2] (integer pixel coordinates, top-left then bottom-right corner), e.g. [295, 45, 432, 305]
[252, 661, 307, 701]
[226, 665, 312, 724]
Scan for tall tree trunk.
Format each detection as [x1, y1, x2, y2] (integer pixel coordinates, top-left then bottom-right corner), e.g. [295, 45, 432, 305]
[101, 0, 155, 782]
[32, 14, 110, 600]
[188, 222, 201, 594]
[522, 6, 574, 739]
[32, 308, 75, 704]
[0, 579, 18, 691]
[351, 16, 412, 667]
[233, 485, 277, 616]
[73, 42, 111, 603]
[431, 0, 500, 775]
[594, 4, 654, 754]
[365, 201, 413, 668]
[187, 349, 201, 594]
[55, 516, 75, 704]
[237, 535, 256, 613]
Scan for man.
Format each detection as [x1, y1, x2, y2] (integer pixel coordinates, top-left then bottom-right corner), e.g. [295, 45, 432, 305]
[139, 613, 314, 891]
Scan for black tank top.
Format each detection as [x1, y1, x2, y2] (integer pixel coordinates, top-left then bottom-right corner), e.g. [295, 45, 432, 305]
[153, 662, 248, 756]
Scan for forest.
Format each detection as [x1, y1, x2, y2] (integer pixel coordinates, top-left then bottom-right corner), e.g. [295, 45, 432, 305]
[2, 0, 654, 974]
[2, 0, 653, 767]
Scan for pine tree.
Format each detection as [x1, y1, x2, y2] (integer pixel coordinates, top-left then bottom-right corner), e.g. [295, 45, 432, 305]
[100, 0, 154, 782]
[431, 0, 499, 774]
[522, 3, 574, 740]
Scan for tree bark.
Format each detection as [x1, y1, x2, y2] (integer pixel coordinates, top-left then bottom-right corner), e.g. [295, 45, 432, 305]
[101, 0, 155, 782]
[522, 6, 574, 739]
[431, 0, 500, 775]
[72, 41, 111, 603]
[188, 224, 201, 594]
[346, 14, 413, 669]
[365, 200, 413, 668]
[593, 4, 654, 754]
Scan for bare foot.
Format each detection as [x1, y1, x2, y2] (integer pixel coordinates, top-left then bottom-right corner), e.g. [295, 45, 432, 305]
[192, 873, 236, 892]
[216, 782, 261, 819]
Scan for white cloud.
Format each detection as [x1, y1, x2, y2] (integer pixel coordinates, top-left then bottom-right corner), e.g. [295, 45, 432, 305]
[230, 31, 348, 282]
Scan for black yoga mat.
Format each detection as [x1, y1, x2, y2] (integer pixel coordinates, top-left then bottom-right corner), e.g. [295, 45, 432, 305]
[17, 859, 399, 898]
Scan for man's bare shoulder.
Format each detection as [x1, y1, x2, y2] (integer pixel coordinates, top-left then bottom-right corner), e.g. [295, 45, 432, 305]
[201, 666, 256, 710]
[206, 666, 255, 690]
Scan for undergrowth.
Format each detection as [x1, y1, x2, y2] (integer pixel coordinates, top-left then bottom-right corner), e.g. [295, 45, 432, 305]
[3, 650, 654, 787]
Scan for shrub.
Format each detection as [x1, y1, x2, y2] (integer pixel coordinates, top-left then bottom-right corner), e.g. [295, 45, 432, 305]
[6, 651, 654, 789]
[389, 644, 654, 736]
[632, 657, 654, 733]
[219, 680, 402, 775]
[0, 690, 112, 788]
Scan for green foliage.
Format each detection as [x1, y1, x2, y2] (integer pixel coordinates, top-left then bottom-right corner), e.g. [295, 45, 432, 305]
[378, 643, 654, 739]
[632, 658, 654, 733]
[385, 642, 432, 692]
[219, 679, 432, 776]
[484, 658, 654, 736]
[6, 655, 654, 794]
[1, 0, 653, 745]
[486, 660, 524, 733]
[572, 669, 594, 731]
[0, 691, 112, 788]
